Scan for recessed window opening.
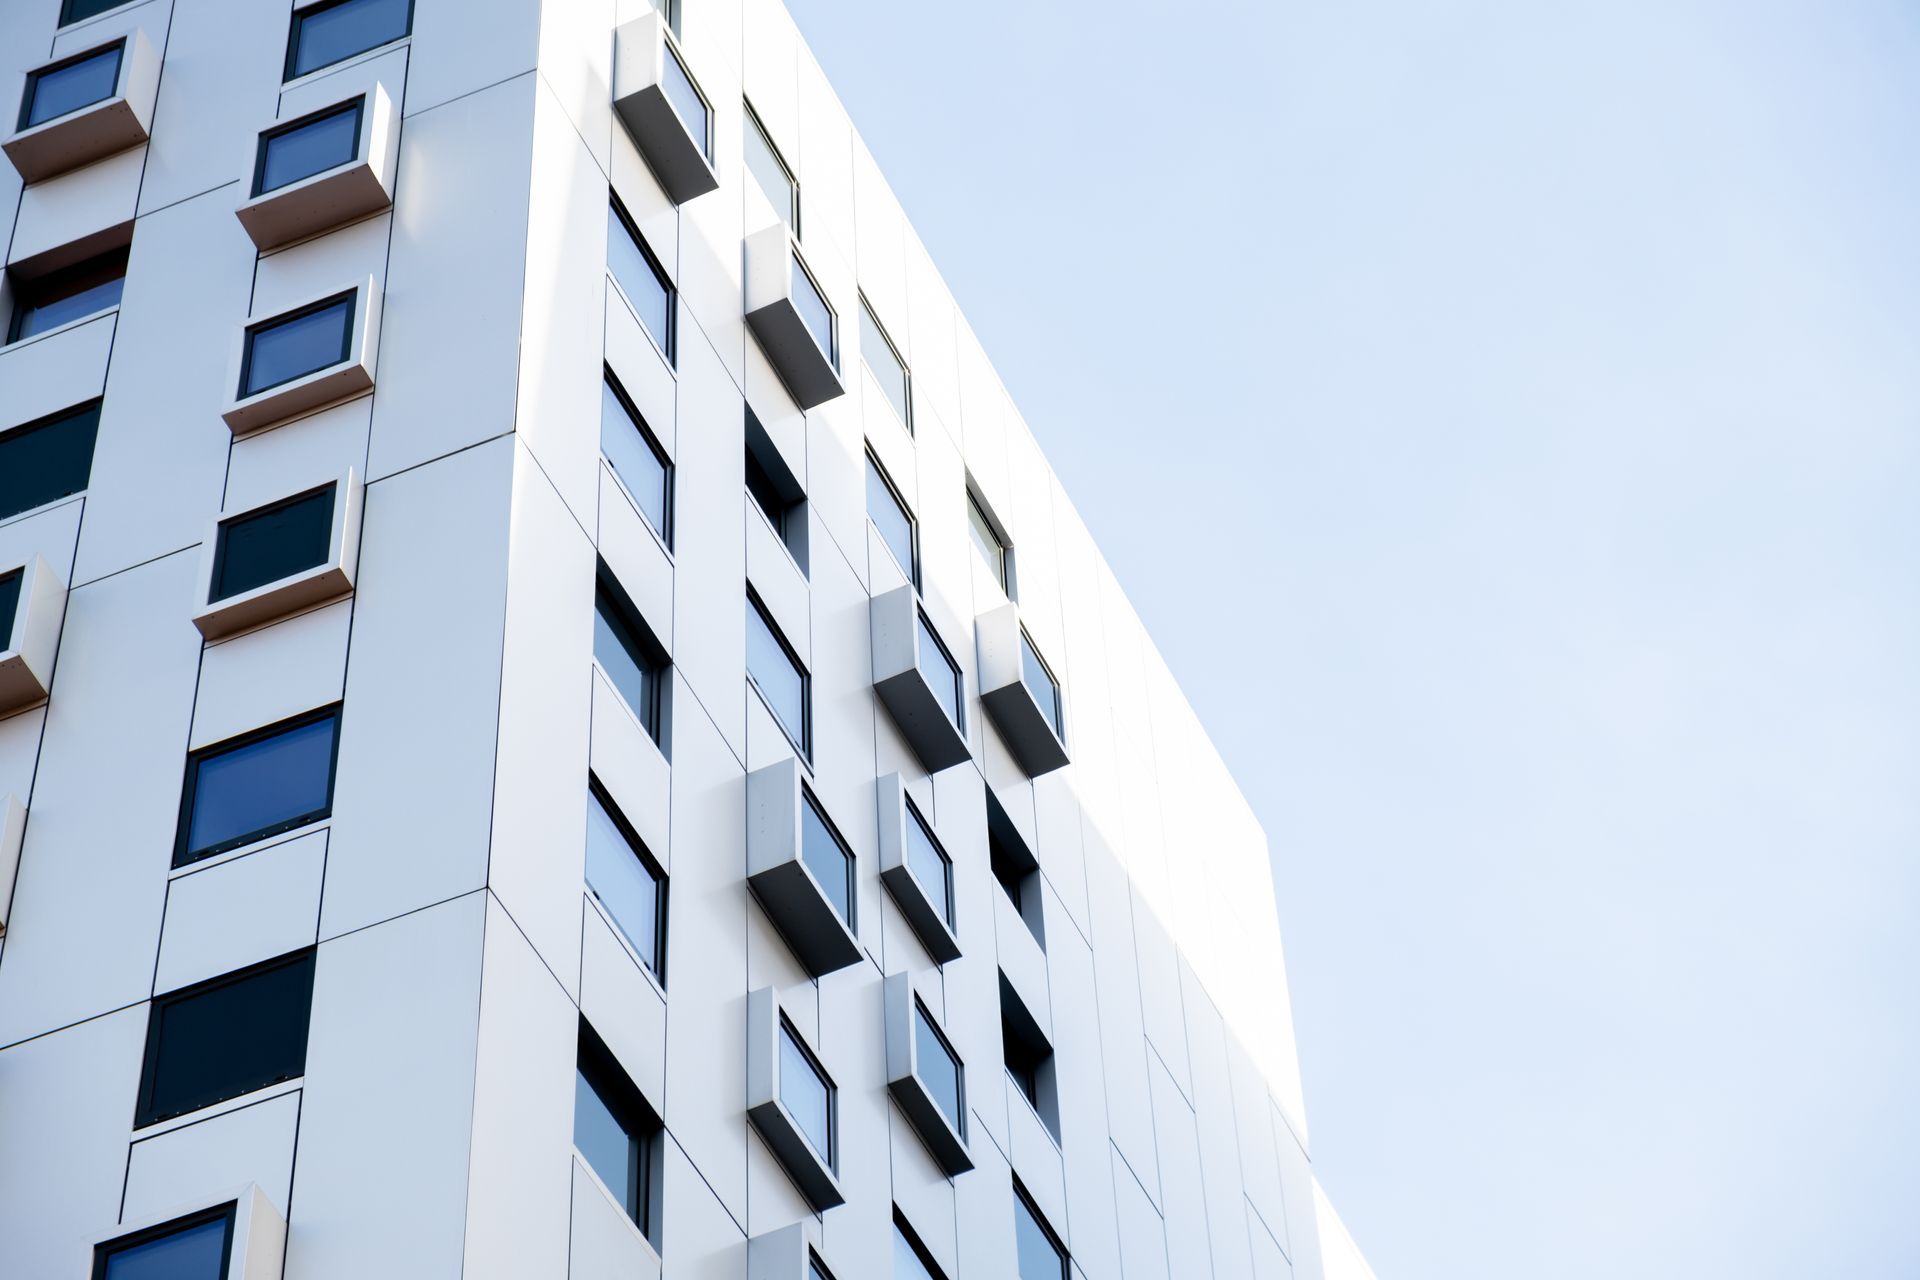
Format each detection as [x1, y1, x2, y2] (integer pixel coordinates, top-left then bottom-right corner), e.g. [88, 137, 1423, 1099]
[1000, 975, 1059, 1141]
[255, 98, 363, 195]
[585, 780, 666, 981]
[1012, 1183, 1069, 1280]
[779, 1016, 835, 1166]
[20, 43, 121, 131]
[137, 948, 316, 1127]
[859, 296, 911, 430]
[7, 245, 128, 344]
[209, 484, 335, 603]
[0, 401, 101, 521]
[966, 486, 1014, 598]
[607, 199, 674, 362]
[240, 293, 355, 398]
[174, 706, 341, 867]
[595, 570, 668, 745]
[986, 788, 1044, 947]
[865, 452, 919, 590]
[575, 1019, 661, 1241]
[286, 0, 413, 81]
[743, 103, 799, 235]
[745, 407, 807, 572]
[601, 372, 672, 544]
[746, 592, 810, 757]
[0, 570, 20, 647]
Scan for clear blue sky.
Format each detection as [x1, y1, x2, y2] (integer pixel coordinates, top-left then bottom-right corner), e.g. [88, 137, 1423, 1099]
[789, 2, 1920, 1276]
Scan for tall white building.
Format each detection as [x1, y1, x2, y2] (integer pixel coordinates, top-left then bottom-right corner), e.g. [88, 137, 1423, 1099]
[0, 1, 1372, 1277]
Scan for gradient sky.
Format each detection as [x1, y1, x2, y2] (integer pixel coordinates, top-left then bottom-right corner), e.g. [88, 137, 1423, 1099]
[789, 3, 1920, 1276]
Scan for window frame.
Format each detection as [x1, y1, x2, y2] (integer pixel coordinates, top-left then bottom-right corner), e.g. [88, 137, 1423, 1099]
[902, 793, 955, 930]
[60, 0, 136, 26]
[136, 948, 317, 1127]
[797, 784, 857, 933]
[865, 449, 920, 591]
[894, 1214, 950, 1280]
[600, 369, 675, 547]
[6, 244, 129, 345]
[585, 776, 668, 983]
[789, 250, 838, 369]
[0, 400, 102, 522]
[743, 100, 800, 237]
[208, 481, 337, 605]
[912, 996, 967, 1139]
[90, 1202, 236, 1280]
[859, 294, 912, 432]
[965, 483, 1015, 599]
[778, 1011, 838, 1168]
[1012, 1181, 1070, 1280]
[172, 704, 342, 868]
[594, 570, 668, 745]
[607, 196, 677, 364]
[659, 37, 713, 163]
[1018, 628, 1065, 739]
[238, 289, 356, 398]
[18, 41, 123, 132]
[283, 0, 416, 82]
[746, 590, 812, 759]
[252, 96, 365, 197]
[575, 1019, 662, 1242]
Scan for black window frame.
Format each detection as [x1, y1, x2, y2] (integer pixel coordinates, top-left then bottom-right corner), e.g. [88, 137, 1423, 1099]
[173, 704, 342, 868]
[600, 368, 674, 547]
[865, 449, 920, 592]
[252, 96, 366, 197]
[238, 290, 357, 399]
[965, 483, 1015, 599]
[789, 249, 838, 370]
[1019, 628, 1065, 739]
[208, 482, 337, 604]
[912, 995, 967, 1139]
[902, 792, 955, 929]
[284, 0, 416, 83]
[575, 1018, 662, 1243]
[607, 196, 676, 364]
[986, 788, 1044, 948]
[18, 41, 123, 132]
[894, 1212, 950, 1280]
[91, 1202, 237, 1280]
[594, 569, 669, 746]
[798, 783, 856, 932]
[778, 1011, 838, 1167]
[7, 243, 130, 344]
[60, 0, 135, 26]
[136, 948, 317, 1128]
[1012, 1181, 1070, 1280]
[746, 589, 812, 759]
[585, 776, 669, 983]
[743, 99, 800, 238]
[0, 400, 102, 522]
[0, 569, 21, 651]
[744, 406, 808, 573]
[859, 293, 912, 433]
[915, 608, 964, 733]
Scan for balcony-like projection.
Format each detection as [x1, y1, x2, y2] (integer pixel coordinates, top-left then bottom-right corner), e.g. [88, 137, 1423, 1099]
[192, 470, 362, 640]
[0, 794, 23, 937]
[612, 12, 718, 205]
[745, 226, 843, 411]
[89, 1185, 287, 1280]
[222, 278, 380, 434]
[3, 31, 159, 185]
[976, 604, 1069, 776]
[236, 85, 398, 252]
[884, 972, 973, 1176]
[870, 585, 969, 772]
[747, 987, 845, 1211]
[746, 756, 861, 977]
[0, 555, 67, 716]
[877, 774, 960, 965]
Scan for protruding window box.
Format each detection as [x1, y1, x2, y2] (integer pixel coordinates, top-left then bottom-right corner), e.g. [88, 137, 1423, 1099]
[90, 1184, 288, 1280]
[3, 31, 159, 185]
[235, 85, 398, 252]
[976, 603, 1069, 777]
[746, 756, 861, 977]
[877, 774, 961, 965]
[0, 794, 23, 937]
[884, 972, 973, 1176]
[221, 279, 380, 434]
[870, 585, 970, 771]
[745, 226, 844, 411]
[192, 471, 362, 640]
[612, 12, 718, 205]
[746, 987, 845, 1212]
[747, 1223, 839, 1280]
[0, 555, 67, 715]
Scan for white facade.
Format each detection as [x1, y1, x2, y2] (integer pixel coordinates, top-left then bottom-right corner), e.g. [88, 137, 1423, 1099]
[0, 1, 1356, 1277]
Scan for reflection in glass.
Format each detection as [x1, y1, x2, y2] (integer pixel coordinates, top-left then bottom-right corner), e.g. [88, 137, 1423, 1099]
[288, 0, 411, 80]
[600, 378, 669, 540]
[791, 256, 835, 366]
[779, 1022, 833, 1162]
[660, 42, 709, 159]
[861, 299, 910, 426]
[586, 788, 663, 978]
[917, 614, 962, 730]
[242, 297, 353, 396]
[212, 487, 334, 602]
[865, 455, 916, 587]
[1020, 632, 1062, 737]
[595, 583, 661, 740]
[913, 1004, 964, 1134]
[99, 1214, 230, 1280]
[608, 203, 672, 358]
[23, 45, 120, 129]
[1013, 1189, 1067, 1280]
[746, 598, 807, 753]
[800, 793, 853, 926]
[180, 713, 338, 864]
[904, 803, 953, 927]
[257, 100, 361, 194]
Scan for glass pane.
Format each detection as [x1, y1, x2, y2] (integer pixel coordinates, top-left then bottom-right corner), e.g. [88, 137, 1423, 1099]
[790, 256, 835, 366]
[142, 952, 315, 1125]
[12, 262, 125, 342]
[809, 1262, 833, 1280]
[903, 805, 953, 927]
[916, 614, 961, 730]
[243, 298, 352, 396]
[744, 112, 796, 231]
[600, 381, 668, 539]
[0, 403, 99, 520]
[212, 487, 334, 602]
[913, 1005, 963, 1134]
[585, 790, 661, 976]
[649, 0, 679, 35]
[595, 588, 657, 736]
[779, 1023, 832, 1161]
[659, 43, 709, 159]
[865, 457, 915, 586]
[967, 494, 1007, 589]
[1012, 1192, 1065, 1280]
[893, 1226, 940, 1280]
[0, 571, 19, 647]
[183, 715, 337, 861]
[101, 1215, 229, 1280]
[1020, 633, 1061, 736]
[64, 0, 132, 23]
[24, 46, 120, 128]
[799, 794, 852, 926]
[745, 449, 787, 539]
[290, 0, 411, 79]
[574, 1067, 642, 1220]
[608, 204, 671, 356]
[746, 600, 807, 752]
[861, 301, 910, 425]
[258, 102, 360, 194]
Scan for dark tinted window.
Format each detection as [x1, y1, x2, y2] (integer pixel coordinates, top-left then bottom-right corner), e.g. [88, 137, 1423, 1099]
[608, 202, 673, 361]
[660, 42, 710, 161]
[745, 448, 788, 539]
[585, 784, 665, 980]
[1012, 1187, 1067, 1280]
[92, 1205, 234, 1280]
[0, 402, 99, 520]
[575, 1023, 656, 1237]
[1019, 632, 1063, 738]
[0, 571, 20, 649]
[8, 246, 128, 343]
[256, 99, 362, 195]
[986, 791, 1043, 947]
[137, 950, 316, 1127]
[866, 454, 917, 589]
[903, 799, 954, 928]
[62, 0, 132, 24]
[594, 577, 665, 743]
[913, 1002, 964, 1135]
[286, 0, 412, 80]
[1003, 1007, 1042, 1110]
[745, 407, 807, 570]
[21, 44, 121, 130]
[744, 106, 798, 234]
[211, 486, 334, 603]
[860, 298, 910, 428]
[778, 1018, 833, 1163]
[791, 255, 835, 367]
[746, 595, 808, 755]
[600, 375, 670, 542]
[799, 790, 853, 928]
[175, 708, 340, 866]
[916, 613, 962, 731]
[241, 295, 354, 397]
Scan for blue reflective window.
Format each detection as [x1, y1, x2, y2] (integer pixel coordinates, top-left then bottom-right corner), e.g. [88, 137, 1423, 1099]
[744, 106, 798, 234]
[175, 710, 339, 866]
[241, 295, 354, 397]
[790, 255, 835, 367]
[600, 376, 670, 542]
[0, 571, 19, 648]
[608, 202, 673, 361]
[903, 800, 954, 928]
[0, 401, 100, 520]
[1012, 1187, 1067, 1280]
[286, 0, 412, 80]
[913, 1002, 964, 1136]
[746, 596, 808, 755]
[595, 579, 664, 742]
[866, 454, 918, 589]
[1020, 631, 1063, 738]
[585, 785, 664, 980]
[211, 486, 334, 603]
[8, 246, 127, 344]
[256, 99, 361, 195]
[93, 1206, 233, 1280]
[860, 298, 911, 429]
[660, 41, 710, 161]
[575, 1025, 655, 1236]
[893, 1222, 944, 1280]
[137, 950, 316, 1127]
[21, 44, 121, 130]
[967, 489, 1011, 594]
[916, 613, 962, 731]
[779, 1019, 833, 1163]
[800, 790, 853, 926]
